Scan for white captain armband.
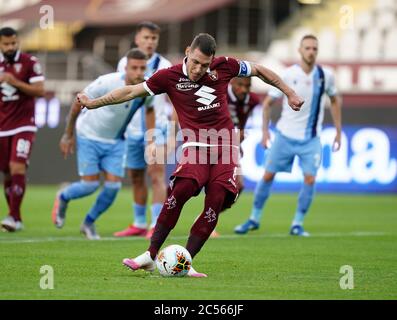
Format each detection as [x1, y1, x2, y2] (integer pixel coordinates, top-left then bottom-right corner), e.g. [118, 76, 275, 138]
[238, 60, 251, 77]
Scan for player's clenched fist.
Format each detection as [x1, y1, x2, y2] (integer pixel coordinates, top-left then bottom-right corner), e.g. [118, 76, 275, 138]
[76, 93, 93, 109]
[287, 92, 304, 111]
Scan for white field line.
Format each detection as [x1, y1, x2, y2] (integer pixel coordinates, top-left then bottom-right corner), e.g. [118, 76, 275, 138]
[0, 231, 391, 244]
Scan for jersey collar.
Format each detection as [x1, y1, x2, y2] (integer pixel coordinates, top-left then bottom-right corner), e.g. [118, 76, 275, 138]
[14, 50, 21, 62]
[147, 52, 159, 66]
[182, 56, 211, 80]
[0, 50, 21, 63]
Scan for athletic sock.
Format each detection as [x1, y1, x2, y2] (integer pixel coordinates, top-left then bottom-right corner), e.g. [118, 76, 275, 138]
[84, 181, 121, 225]
[249, 178, 273, 223]
[4, 178, 12, 208]
[133, 203, 147, 228]
[9, 174, 26, 222]
[149, 203, 163, 228]
[292, 183, 315, 226]
[186, 183, 226, 258]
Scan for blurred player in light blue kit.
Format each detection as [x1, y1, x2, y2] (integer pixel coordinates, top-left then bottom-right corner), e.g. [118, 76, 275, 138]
[235, 34, 342, 236]
[114, 22, 173, 239]
[51, 48, 154, 240]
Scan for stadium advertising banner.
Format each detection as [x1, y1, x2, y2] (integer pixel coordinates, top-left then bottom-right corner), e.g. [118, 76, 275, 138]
[241, 125, 397, 193]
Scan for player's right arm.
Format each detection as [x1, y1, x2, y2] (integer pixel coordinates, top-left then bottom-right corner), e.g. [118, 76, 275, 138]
[249, 63, 304, 111]
[59, 99, 81, 159]
[77, 83, 149, 109]
[262, 95, 276, 148]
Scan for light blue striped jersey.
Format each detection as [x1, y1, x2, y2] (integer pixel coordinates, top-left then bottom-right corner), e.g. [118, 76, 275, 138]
[269, 64, 337, 141]
[117, 52, 172, 138]
[76, 72, 153, 144]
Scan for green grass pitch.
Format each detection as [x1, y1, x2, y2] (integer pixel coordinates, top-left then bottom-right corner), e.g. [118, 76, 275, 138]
[0, 186, 396, 300]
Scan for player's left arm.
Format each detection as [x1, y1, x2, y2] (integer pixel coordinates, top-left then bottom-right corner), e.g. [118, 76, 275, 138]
[325, 70, 342, 152]
[329, 94, 342, 152]
[249, 63, 304, 111]
[1, 73, 44, 97]
[77, 83, 150, 109]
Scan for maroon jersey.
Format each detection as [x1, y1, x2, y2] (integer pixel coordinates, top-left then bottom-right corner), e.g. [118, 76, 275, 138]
[227, 84, 260, 130]
[0, 51, 44, 136]
[144, 56, 251, 146]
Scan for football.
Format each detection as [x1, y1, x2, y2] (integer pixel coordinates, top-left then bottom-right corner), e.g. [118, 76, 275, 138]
[156, 245, 192, 277]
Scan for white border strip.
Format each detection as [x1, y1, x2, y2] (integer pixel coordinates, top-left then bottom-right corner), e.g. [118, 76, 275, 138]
[0, 126, 37, 137]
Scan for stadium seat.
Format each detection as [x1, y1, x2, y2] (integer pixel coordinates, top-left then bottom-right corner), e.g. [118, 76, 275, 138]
[383, 26, 397, 60]
[267, 39, 292, 61]
[375, 8, 396, 32]
[317, 28, 337, 61]
[355, 11, 375, 32]
[375, 0, 396, 10]
[338, 30, 360, 61]
[360, 28, 383, 61]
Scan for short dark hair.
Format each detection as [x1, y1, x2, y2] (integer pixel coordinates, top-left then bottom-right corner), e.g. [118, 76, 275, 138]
[136, 21, 161, 34]
[126, 48, 147, 60]
[0, 27, 17, 38]
[301, 34, 318, 44]
[190, 33, 216, 57]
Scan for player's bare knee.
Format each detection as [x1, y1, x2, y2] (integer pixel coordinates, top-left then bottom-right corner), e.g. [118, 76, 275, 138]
[304, 175, 316, 185]
[264, 171, 275, 182]
[9, 162, 26, 175]
[130, 169, 145, 186]
[150, 173, 165, 189]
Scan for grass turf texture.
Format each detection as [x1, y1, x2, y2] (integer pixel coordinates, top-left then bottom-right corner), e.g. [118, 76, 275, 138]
[0, 186, 396, 300]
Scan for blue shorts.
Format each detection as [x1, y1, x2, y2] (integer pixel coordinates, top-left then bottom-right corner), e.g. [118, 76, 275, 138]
[265, 132, 322, 176]
[77, 135, 126, 177]
[125, 124, 168, 170]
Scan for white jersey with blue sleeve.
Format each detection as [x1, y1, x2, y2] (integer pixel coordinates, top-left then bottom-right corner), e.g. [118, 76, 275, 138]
[268, 64, 337, 141]
[117, 53, 171, 138]
[76, 72, 153, 143]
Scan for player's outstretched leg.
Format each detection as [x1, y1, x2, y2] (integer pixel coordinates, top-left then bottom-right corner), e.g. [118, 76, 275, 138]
[122, 178, 199, 272]
[185, 183, 228, 277]
[290, 180, 315, 237]
[235, 173, 274, 234]
[80, 181, 121, 240]
[52, 180, 99, 228]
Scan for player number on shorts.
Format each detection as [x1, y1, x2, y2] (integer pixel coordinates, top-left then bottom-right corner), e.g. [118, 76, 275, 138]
[232, 166, 238, 181]
[16, 139, 31, 156]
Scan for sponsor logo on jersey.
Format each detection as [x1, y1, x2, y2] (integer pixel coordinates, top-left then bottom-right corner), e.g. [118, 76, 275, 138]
[194, 85, 216, 106]
[197, 102, 220, 111]
[176, 82, 200, 91]
[1, 82, 19, 102]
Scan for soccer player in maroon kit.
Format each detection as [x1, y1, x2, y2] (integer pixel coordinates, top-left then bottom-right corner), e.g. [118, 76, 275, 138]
[0, 27, 45, 232]
[77, 33, 303, 277]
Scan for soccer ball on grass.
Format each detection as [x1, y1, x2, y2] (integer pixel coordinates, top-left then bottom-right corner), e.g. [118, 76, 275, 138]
[156, 244, 192, 277]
